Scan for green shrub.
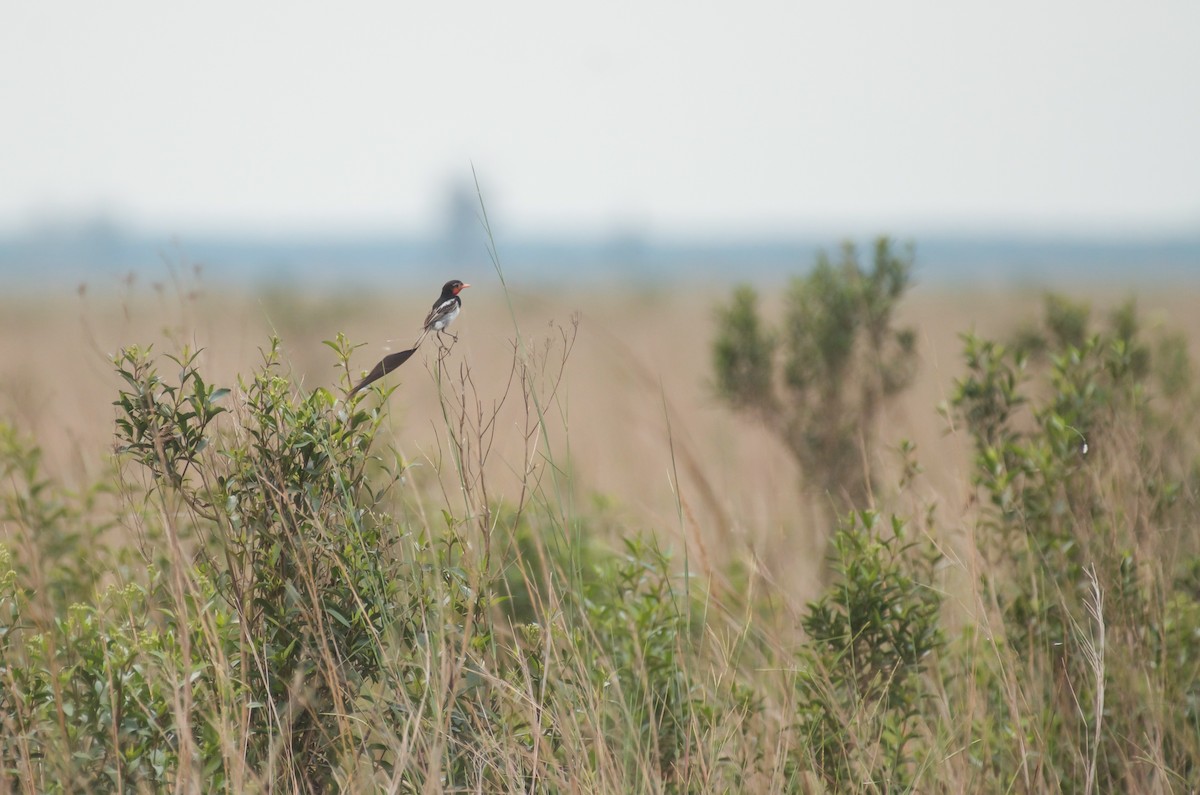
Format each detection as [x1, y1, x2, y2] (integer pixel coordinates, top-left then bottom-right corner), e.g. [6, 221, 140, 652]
[8, 337, 503, 792]
[0, 423, 110, 608]
[2, 326, 764, 793]
[790, 511, 943, 791]
[950, 293, 1200, 791]
[713, 238, 917, 506]
[7, 279, 1200, 793]
[579, 537, 703, 783]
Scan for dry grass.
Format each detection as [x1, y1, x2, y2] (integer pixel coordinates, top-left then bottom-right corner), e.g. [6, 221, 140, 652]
[3, 268, 1200, 792]
[4, 275, 1200, 605]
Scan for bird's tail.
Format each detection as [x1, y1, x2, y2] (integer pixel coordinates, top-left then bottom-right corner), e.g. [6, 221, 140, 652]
[411, 327, 431, 351]
[345, 327, 435, 399]
[347, 347, 418, 398]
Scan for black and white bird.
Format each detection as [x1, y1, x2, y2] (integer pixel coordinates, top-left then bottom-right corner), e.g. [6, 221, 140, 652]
[420, 279, 470, 345]
[348, 279, 470, 398]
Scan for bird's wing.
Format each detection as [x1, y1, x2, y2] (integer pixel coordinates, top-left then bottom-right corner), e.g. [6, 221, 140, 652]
[348, 348, 417, 397]
[423, 297, 459, 331]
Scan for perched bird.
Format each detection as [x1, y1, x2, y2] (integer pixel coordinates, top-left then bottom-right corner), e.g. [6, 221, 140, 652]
[420, 279, 471, 346]
[348, 279, 470, 398]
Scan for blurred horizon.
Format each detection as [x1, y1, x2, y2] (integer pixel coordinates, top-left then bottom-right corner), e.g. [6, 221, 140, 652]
[4, 3, 1199, 244]
[3, 3, 1199, 290]
[2, 195, 1198, 291]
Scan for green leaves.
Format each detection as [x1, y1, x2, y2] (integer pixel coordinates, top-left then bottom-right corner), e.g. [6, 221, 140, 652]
[712, 285, 776, 415]
[793, 512, 943, 790]
[112, 345, 227, 496]
[105, 336, 424, 788]
[949, 294, 1200, 791]
[712, 237, 917, 507]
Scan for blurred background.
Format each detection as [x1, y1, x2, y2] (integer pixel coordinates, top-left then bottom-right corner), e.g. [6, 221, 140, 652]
[2, 1, 1199, 537]
[2, 1, 1197, 289]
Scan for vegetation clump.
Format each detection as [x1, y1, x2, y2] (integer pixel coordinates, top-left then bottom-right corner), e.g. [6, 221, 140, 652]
[713, 238, 917, 507]
[1, 270, 1199, 793]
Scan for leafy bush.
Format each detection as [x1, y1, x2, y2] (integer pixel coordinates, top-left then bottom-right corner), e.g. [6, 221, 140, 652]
[713, 238, 917, 506]
[949, 293, 1200, 792]
[790, 511, 943, 791]
[1, 326, 767, 793]
[0, 336, 514, 792]
[5, 279, 1200, 793]
[0, 422, 110, 607]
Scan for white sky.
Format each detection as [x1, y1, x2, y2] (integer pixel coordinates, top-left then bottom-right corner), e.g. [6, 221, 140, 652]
[2, 1, 1198, 236]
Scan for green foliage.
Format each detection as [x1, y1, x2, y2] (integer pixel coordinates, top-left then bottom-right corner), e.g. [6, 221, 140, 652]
[580, 537, 703, 783]
[949, 293, 1200, 791]
[6, 336, 493, 791]
[0, 423, 110, 606]
[2, 331, 766, 793]
[500, 524, 752, 791]
[712, 238, 917, 505]
[112, 345, 229, 494]
[712, 286, 776, 416]
[5, 282, 1200, 793]
[0, 574, 185, 792]
[107, 335, 540, 792]
[791, 511, 943, 791]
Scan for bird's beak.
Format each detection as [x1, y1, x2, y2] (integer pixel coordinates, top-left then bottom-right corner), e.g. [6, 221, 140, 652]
[458, 283, 471, 292]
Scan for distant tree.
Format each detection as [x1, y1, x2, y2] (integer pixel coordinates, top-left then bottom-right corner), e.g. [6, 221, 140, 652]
[712, 238, 917, 507]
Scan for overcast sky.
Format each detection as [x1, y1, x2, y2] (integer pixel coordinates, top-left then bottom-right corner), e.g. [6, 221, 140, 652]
[2, 2, 1198, 237]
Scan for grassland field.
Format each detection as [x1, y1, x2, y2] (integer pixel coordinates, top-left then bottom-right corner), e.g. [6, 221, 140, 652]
[3, 270, 1200, 792]
[3, 276, 1199, 602]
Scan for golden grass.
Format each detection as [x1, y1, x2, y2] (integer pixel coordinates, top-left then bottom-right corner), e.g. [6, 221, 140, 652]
[4, 270, 1200, 792]
[3, 274, 1199, 606]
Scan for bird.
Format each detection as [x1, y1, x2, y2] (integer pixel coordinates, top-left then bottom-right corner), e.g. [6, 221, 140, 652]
[419, 279, 471, 346]
[348, 279, 470, 398]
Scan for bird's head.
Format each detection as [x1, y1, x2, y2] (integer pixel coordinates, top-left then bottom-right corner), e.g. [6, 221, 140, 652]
[444, 279, 471, 296]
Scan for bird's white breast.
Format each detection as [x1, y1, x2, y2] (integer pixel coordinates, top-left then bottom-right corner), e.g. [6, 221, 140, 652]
[431, 302, 460, 330]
